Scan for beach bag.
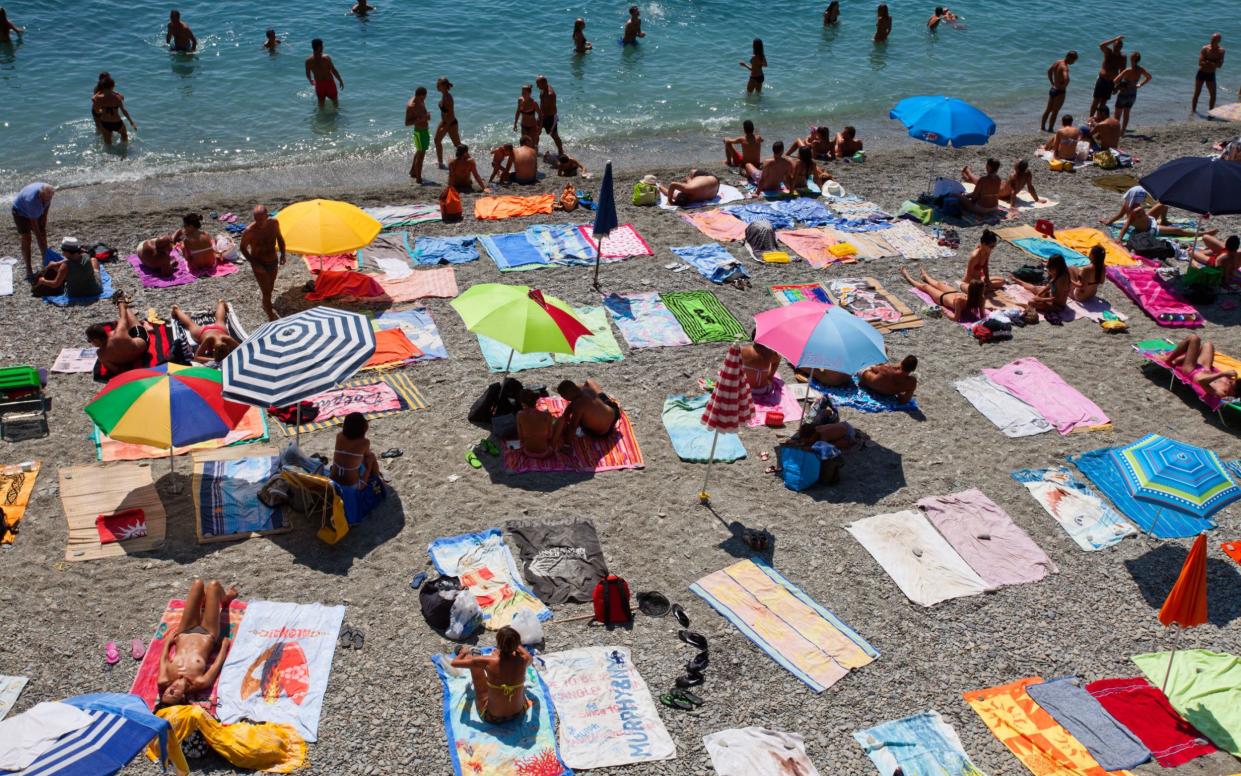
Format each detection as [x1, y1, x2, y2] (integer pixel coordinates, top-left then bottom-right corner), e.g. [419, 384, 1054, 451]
[591, 574, 633, 625]
[213, 234, 238, 261]
[1093, 149, 1119, 169]
[1126, 231, 1175, 260]
[446, 591, 482, 640]
[631, 181, 658, 207]
[558, 184, 578, 212]
[509, 608, 544, 645]
[90, 242, 117, 262]
[419, 575, 464, 632]
[467, 377, 524, 426]
[439, 186, 463, 223]
[778, 445, 820, 492]
[938, 194, 963, 218]
[1013, 265, 1046, 284]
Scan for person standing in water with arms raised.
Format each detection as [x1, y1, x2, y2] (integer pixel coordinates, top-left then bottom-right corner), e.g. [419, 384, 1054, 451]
[1192, 33, 1225, 114]
[1041, 51, 1077, 132]
[405, 86, 431, 182]
[1090, 35, 1125, 118]
[239, 205, 286, 321]
[305, 39, 343, 109]
[165, 9, 197, 52]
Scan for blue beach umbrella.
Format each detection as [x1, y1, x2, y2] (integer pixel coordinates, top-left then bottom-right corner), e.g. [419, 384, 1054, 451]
[890, 96, 996, 147]
[1111, 434, 1241, 536]
[591, 160, 618, 289]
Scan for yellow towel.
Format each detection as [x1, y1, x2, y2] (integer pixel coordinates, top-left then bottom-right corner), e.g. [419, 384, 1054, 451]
[829, 243, 857, 258]
[146, 705, 307, 775]
[1055, 227, 1139, 267]
[0, 461, 41, 545]
[761, 251, 791, 264]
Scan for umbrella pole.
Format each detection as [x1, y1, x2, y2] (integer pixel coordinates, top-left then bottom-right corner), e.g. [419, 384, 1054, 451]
[1148, 507, 1162, 540]
[167, 446, 180, 495]
[699, 430, 719, 503]
[1161, 625, 1180, 693]
[1189, 216, 1202, 266]
[504, 348, 515, 380]
[295, 403, 302, 450]
[592, 235, 605, 290]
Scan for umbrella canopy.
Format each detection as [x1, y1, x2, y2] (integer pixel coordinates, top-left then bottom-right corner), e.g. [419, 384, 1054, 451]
[1139, 156, 1241, 216]
[1159, 533, 1209, 628]
[593, 161, 619, 238]
[889, 96, 996, 148]
[450, 283, 591, 355]
[274, 199, 382, 255]
[222, 307, 376, 407]
[85, 364, 250, 449]
[702, 343, 754, 432]
[1111, 434, 1241, 519]
[13, 693, 168, 776]
[754, 301, 887, 373]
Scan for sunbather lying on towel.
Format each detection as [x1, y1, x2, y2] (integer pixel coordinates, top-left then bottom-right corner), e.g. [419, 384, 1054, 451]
[659, 170, 719, 206]
[1162, 334, 1239, 401]
[1008, 252, 1071, 312]
[450, 626, 531, 724]
[171, 300, 239, 364]
[86, 297, 149, 375]
[137, 235, 176, 277]
[1190, 234, 1240, 287]
[740, 339, 781, 395]
[1120, 204, 1208, 242]
[555, 378, 621, 444]
[517, 389, 555, 458]
[859, 355, 918, 402]
[331, 412, 381, 490]
[158, 579, 238, 707]
[1069, 245, 1107, 301]
[962, 229, 1005, 291]
[900, 266, 986, 322]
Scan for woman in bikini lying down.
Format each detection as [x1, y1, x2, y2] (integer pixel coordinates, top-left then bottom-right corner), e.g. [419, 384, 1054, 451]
[171, 299, 240, 363]
[1163, 333, 1239, 401]
[900, 266, 986, 322]
[450, 626, 532, 725]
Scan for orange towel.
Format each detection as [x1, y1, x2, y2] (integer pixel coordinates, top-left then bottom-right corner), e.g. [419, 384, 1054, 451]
[474, 194, 556, 220]
[305, 270, 386, 301]
[363, 328, 422, 368]
[1223, 541, 1241, 565]
[681, 210, 747, 242]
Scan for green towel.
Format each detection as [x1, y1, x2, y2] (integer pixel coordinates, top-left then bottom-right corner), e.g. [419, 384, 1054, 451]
[660, 291, 746, 344]
[1133, 649, 1241, 756]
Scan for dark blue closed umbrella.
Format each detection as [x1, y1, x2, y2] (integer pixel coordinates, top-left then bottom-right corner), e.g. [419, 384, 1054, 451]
[1139, 156, 1241, 216]
[591, 161, 618, 288]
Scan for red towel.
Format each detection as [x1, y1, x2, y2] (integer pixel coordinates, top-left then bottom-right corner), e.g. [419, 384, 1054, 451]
[305, 270, 387, 302]
[96, 508, 148, 544]
[1086, 677, 1218, 767]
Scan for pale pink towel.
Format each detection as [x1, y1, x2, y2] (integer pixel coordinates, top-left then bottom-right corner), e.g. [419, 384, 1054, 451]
[982, 357, 1109, 434]
[746, 377, 804, 428]
[916, 488, 1058, 587]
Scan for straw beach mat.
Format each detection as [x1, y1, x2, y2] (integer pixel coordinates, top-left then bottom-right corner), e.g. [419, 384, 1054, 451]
[60, 463, 166, 561]
[192, 445, 290, 544]
[827, 277, 924, 334]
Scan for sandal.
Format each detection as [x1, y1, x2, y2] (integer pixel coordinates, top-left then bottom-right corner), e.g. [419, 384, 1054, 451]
[465, 449, 482, 469]
[350, 627, 365, 650]
[410, 571, 428, 590]
[686, 651, 709, 674]
[659, 692, 694, 711]
[675, 673, 705, 689]
[131, 639, 146, 660]
[671, 604, 690, 628]
[479, 438, 500, 456]
[671, 688, 704, 707]
[380, 448, 404, 459]
[338, 626, 355, 649]
[678, 630, 708, 651]
[105, 641, 120, 666]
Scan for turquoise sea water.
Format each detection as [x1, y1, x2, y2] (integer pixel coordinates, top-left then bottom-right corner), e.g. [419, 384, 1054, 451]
[0, 0, 1236, 191]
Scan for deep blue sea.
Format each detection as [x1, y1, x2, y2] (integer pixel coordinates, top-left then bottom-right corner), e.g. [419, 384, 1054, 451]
[0, 0, 1236, 192]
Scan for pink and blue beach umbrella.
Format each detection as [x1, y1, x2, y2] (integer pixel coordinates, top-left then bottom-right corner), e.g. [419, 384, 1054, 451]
[890, 96, 996, 148]
[754, 300, 886, 373]
[1111, 434, 1241, 520]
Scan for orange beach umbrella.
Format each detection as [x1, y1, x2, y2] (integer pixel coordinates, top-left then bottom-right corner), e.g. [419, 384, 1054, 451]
[1157, 533, 1208, 690]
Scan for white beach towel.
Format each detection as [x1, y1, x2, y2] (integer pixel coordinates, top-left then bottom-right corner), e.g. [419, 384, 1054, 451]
[0, 702, 92, 770]
[954, 375, 1053, 438]
[540, 646, 676, 769]
[0, 676, 27, 721]
[658, 183, 744, 210]
[1012, 467, 1137, 551]
[704, 727, 820, 776]
[0, 257, 16, 297]
[374, 256, 413, 280]
[216, 600, 345, 742]
[845, 510, 992, 607]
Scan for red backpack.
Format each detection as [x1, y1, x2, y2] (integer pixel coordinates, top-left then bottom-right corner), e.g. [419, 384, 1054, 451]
[592, 575, 633, 625]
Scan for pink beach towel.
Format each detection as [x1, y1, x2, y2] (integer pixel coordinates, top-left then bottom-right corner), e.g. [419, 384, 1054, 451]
[680, 211, 747, 242]
[916, 488, 1058, 587]
[309, 382, 402, 422]
[777, 229, 842, 268]
[578, 224, 654, 259]
[303, 252, 359, 274]
[1106, 266, 1202, 327]
[126, 250, 239, 288]
[130, 598, 247, 712]
[982, 357, 1110, 434]
[747, 377, 804, 428]
[377, 266, 458, 302]
[1000, 283, 1126, 325]
[503, 396, 644, 473]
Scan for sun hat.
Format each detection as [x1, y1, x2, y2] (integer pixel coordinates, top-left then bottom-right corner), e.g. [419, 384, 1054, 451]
[61, 236, 83, 252]
[636, 591, 670, 617]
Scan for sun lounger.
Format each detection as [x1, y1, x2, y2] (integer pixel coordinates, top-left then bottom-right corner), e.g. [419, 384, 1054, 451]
[1135, 338, 1241, 420]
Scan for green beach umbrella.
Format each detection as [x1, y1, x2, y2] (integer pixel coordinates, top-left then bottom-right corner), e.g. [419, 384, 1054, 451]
[450, 283, 592, 374]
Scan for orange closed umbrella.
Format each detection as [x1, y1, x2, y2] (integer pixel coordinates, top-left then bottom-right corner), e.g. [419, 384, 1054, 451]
[1157, 533, 1208, 690]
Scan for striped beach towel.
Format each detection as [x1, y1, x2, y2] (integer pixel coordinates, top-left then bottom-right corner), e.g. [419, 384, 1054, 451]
[271, 373, 429, 437]
[578, 223, 653, 258]
[503, 396, 643, 474]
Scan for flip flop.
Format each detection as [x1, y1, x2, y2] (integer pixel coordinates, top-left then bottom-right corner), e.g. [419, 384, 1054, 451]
[105, 641, 120, 666]
[131, 639, 146, 660]
[670, 688, 704, 707]
[479, 438, 500, 456]
[410, 571, 428, 590]
[675, 673, 705, 688]
[671, 604, 690, 628]
[380, 448, 404, 459]
[465, 449, 482, 469]
[338, 626, 355, 649]
[659, 692, 694, 711]
[686, 651, 709, 675]
[350, 628, 365, 650]
[678, 629, 708, 651]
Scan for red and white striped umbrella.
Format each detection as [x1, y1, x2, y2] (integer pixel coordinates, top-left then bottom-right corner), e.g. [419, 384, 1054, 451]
[702, 343, 754, 432]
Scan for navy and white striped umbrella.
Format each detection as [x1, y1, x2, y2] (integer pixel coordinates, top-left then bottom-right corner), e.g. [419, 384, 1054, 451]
[222, 307, 376, 407]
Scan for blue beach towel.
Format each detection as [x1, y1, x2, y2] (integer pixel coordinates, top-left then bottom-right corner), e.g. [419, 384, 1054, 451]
[479, 232, 549, 271]
[526, 224, 596, 266]
[42, 263, 115, 307]
[198, 455, 285, 539]
[411, 235, 479, 265]
[724, 203, 795, 230]
[1013, 237, 1090, 268]
[662, 393, 746, 462]
[670, 244, 749, 284]
[853, 710, 986, 776]
[771, 197, 834, 227]
[1070, 447, 1216, 538]
[813, 377, 918, 413]
[374, 307, 449, 362]
[1010, 467, 1136, 551]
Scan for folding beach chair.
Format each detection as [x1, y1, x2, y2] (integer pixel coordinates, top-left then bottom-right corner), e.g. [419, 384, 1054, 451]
[0, 365, 48, 440]
[1134, 338, 1241, 426]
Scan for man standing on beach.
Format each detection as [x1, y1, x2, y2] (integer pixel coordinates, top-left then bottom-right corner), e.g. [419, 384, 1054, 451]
[240, 205, 286, 321]
[535, 76, 565, 157]
[622, 6, 644, 45]
[165, 10, 197, 53]
[1090, 35, 1125, 117]
[1192, 33, 1225, 114]
[305, 39, 344, 109]
[10, 182, 53, 279]
[405, 86, 431, 182]
[1041, 51, 1077, 132]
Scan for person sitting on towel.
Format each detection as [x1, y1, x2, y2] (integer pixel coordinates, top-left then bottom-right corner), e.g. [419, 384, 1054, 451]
[1008, 252, 1071, 313]
[744, 141, 793, 193]
[158, 579, 238, 707]
[1191, 234, 1240, 287]
[1099, 185, 1166, 226]
[450, 626, 531, 724]
[86, 298, 150, 375]
[32, 236, 102, 298]
[1086, 105, 1122, 151]
[330, 412, 381, 489]
[1045, 114, 1081, 162]
[900, 266, 986, 322]
[555, 378, 621, 444]
[1069, 245, 1107, 301]
[834, 125, 863, 158]
[510, 136, 539, 185]
[786, 125, 830, 161]
[173, 213, 218, 273]
[959, 158, 1004, 215]
[171, 300, 240, 365]
[740, 339, 781, 395]
[658, 170, 719, 206]
[1163, 333, 1238, 400]
[516, 389, 555, 458]
[998, 160, 1042, 208]
[859, 355, 918, 403]
[137, 235, 177, 277]
[961, 229, 1005, 291]
[448, 145, 490, 193]
[792, 397, 866, 451]
[788, 146, 832, 190]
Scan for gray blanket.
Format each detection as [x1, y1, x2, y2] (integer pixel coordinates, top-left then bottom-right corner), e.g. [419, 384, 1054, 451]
[504, 519, 608, 605]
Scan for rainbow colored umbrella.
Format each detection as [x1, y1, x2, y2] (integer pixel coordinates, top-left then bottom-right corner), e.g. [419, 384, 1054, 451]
[1111, 434, 1240, 536]
[86, 364, 250, 449]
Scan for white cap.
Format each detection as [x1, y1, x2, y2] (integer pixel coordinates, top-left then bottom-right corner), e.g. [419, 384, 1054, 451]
[60, 236, 82, 251]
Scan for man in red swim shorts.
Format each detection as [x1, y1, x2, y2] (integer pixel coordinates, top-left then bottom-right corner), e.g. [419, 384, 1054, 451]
[305, 38, 343, 108]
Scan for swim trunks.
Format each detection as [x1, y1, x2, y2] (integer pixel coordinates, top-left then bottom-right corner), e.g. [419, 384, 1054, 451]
[314, 79, 338, 100]
[1048, 87, 1065, 98]
[101, 119, 124, 133]
[541, 113, 558, 134]
[1196, 69, 1216, 83]
[1092, 75, 1114, 101]
[512, 175, 537, 185]
[10, 208, 45, 236]
[412, 127, 430, 151]
[169, 43, 192, 53]
[1115, 89, 1136, 110]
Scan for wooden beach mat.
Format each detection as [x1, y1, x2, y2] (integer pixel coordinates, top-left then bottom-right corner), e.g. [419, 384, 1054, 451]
[61, 463, 166, 561]
[826, 277, 924, 334]
[192, 445, 291, 545]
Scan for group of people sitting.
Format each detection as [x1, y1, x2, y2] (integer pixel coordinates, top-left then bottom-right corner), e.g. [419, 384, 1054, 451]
[515, 379, 623, 457]
[85, 297, 241, 375]
[136, 213, 225, 277]
[958, 158, 1042, 215]
[1043, 105, 1128, 163]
